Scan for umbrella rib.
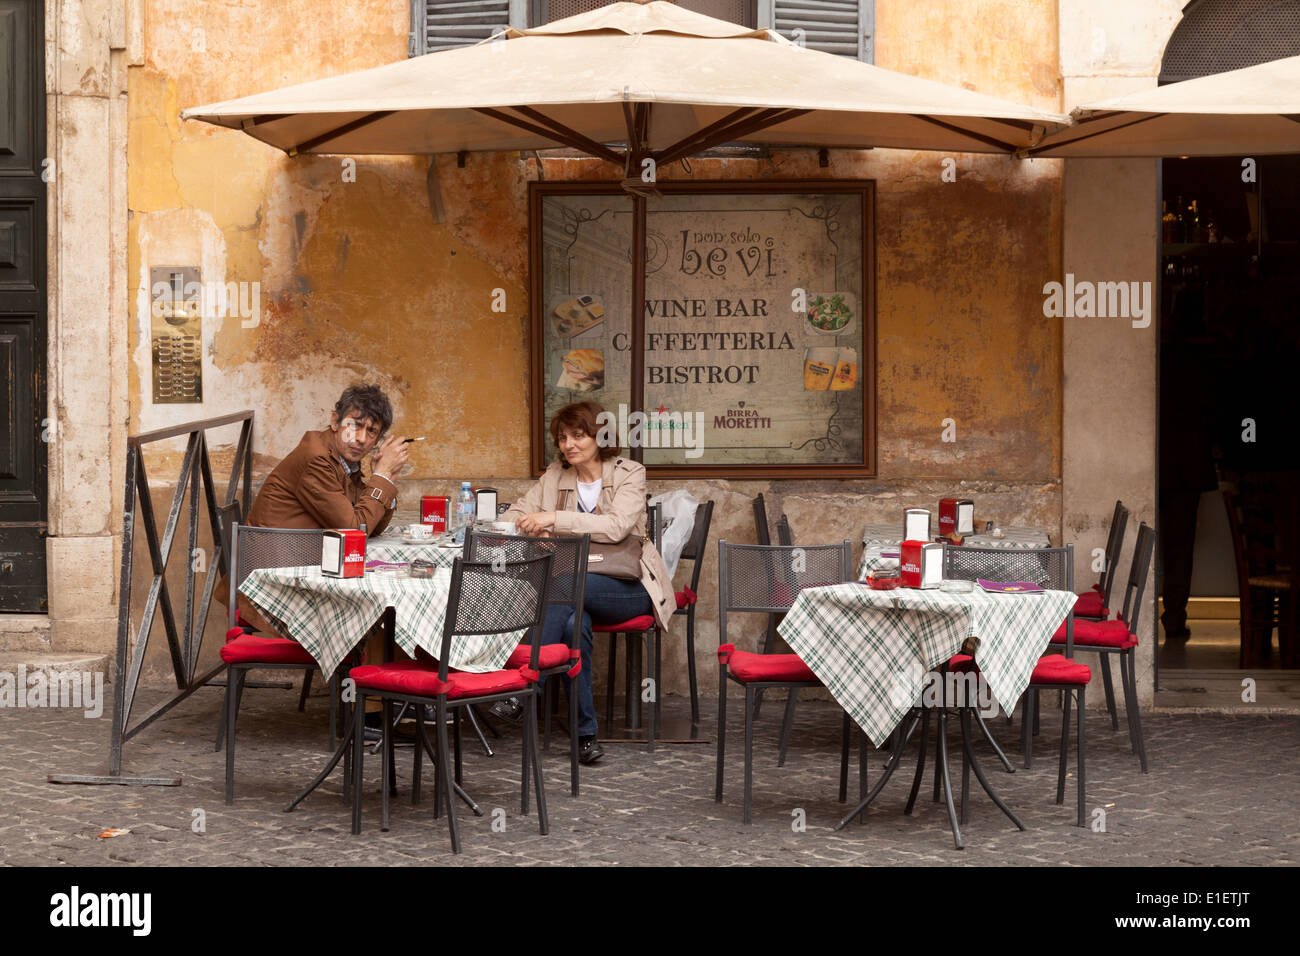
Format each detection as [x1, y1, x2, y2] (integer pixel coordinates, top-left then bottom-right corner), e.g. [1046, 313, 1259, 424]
[657, 108, 811, 167]
[1283, 114, 1300, 127]
[1023, 111, 1167, 157]
[652, 107, 761, 166]
[492, 106, 626, 165]
[290, 111, 398, 155]
[910, 115, 1018, 152]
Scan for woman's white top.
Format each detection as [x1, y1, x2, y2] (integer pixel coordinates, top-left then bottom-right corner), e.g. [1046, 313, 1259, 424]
[576, 478, 602, 514]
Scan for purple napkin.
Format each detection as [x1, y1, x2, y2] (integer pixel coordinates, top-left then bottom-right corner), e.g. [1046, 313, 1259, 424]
[977, 579, 1044, 594]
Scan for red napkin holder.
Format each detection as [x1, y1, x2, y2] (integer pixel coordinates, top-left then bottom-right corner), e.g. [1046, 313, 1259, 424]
[900, 540, 943, 589]
[421, 495, 450, 533]
[322, 529, 367, 578]
[939, 498, 975, 536]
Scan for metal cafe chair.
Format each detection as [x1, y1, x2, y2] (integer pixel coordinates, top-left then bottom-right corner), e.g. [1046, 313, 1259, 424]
[1043, 522, 1156, 774]
[715, 539, 854, 824]
[465, 530, 589, 796]
[348, 554, 555, 854]
[1074, 500, 1128, 623]
[749, 494, 779, 720]
[921, 544, 1079, 834]
[600, 502, 663, 748]
[669, 499, 715, 726]
[218, 521, 328, 804]
[773, 513, 801, 766]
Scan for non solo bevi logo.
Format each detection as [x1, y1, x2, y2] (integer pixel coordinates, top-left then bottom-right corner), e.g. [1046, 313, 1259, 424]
[49, 887, 151, 936]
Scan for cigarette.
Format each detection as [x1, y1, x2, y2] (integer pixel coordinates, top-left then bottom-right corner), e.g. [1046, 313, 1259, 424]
[402, 437, 426, 443]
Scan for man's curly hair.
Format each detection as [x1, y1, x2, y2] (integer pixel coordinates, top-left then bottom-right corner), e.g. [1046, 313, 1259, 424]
[333, 384, 394, 437]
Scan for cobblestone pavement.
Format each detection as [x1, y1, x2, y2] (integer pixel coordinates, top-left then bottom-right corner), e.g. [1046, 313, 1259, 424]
[2, 684, 1297, 866]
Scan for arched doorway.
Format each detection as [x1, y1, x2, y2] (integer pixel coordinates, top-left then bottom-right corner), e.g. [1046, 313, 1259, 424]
[1157, 0, 1300, 679]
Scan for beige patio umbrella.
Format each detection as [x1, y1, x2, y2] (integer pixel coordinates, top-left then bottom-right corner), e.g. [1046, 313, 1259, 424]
[182, 0, 1066, 429]
[1026, 54, 1300, 158]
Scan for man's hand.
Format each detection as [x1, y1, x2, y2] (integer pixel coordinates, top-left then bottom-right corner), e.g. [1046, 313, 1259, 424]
[370, 434, 410, 482]
[516, 512, 557, 536]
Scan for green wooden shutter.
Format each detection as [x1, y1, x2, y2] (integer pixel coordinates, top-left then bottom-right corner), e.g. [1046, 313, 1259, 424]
[763, 0, 873, 62]
[412, 0, 515, 56]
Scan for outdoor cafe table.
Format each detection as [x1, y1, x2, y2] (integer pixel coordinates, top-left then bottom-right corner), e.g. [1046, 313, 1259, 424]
[238, 541, 521, 678]
[778, 583, 1077, 748]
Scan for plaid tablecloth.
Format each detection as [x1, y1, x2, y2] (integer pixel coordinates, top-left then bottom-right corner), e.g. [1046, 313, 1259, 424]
[856, 547, 900, 579]
[239, 564, 524, 677]
[778, 584, 1076, 746]
[963, 526, 1052, 549]
[367, 540, 460, 568]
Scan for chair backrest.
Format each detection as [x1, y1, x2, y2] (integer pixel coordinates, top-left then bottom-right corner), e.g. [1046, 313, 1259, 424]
[943, 543, 1075, 653]
[438, 554, 554, 679]
[1112, 522, 1156, 635]
[775, 513, 793, 546]
[675, 500, 715, 595]
[752, 493, 772, 546]
[218, 501, 241, 583]
[228, 522, 328, 628]
[646, 502, 663, 553]
[717, 540, 852, 647]
[463, 531, 589, 647]
[1099, 499, 1129, 603]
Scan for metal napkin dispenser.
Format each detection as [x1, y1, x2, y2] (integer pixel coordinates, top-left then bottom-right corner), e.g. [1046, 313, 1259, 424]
[903, 508, 932, 543]
[939, 498, 975, 537]
[900, 540, 943, 589]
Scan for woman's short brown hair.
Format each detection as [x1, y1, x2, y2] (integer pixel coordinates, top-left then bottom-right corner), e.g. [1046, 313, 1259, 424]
[550, 401, 620, 467]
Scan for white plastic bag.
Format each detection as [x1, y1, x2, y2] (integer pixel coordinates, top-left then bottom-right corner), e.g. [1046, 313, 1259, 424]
[648, 489, 699, 580]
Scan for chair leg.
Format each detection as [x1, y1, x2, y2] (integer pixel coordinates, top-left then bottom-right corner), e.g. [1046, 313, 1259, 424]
[1021, 692, 1033, 769]
[453, 707, 463, 786]
[329, 672, 339, 750]
[436, 698, 460, 854]
[214, 671, 228, 753]
[654, 627, 663, 736]
[521, 700, 531, 815]
[1076, 687, 1087, 827]
[380, 697, 392, 832]
[646, 630, 656, 753]
[857, 724, 868, 824]
[606, 636, 617, 728]
[412, 704, 424, 805]
[1099, 655, 1119, 731]
[686, 613, 700, 725]
[527, 695, 549, 836]
[743, 685, 755, 825]
[777, 690, 798, 767]
[298, 668, 313, 712]
[838, 710, 850, 803]
[224, 667, 242, 805]
[569, 678, 580, 797]
[464, 705, 494, 756]
[715, 670, 728, 803]
[959, 708, 971, 825]
[935, 706, 963, 850]
[351, 694, 365, 835]
[1057, 686, 1071, 806]
[753, 616, 777, 718]
[543, 681, 553, 752]
[384, 699, 397, 797]
[1123, 648, 1149, 773]
[1032, 689, 1041, 736]
[971, 706, 1014, 773]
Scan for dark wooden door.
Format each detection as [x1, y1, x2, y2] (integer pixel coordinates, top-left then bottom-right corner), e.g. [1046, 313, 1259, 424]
[0, 0, 47, 612]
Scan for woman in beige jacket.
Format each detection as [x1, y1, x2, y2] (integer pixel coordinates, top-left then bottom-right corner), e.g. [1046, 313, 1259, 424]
[501, 401, 675, 764]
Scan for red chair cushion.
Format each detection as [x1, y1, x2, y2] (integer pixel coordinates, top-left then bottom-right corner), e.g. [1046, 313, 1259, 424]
[592, 615, 655, 633]
[718, 643, 818, 683]
[220, 635, 315, 666]
[946, 654, 976, 673]
[1052, 618, 1137, 649]
[675, 586, 698, 610]
[1030, 655, 1092, 685]
[505, 643, 573, 670]
[1073, 591, 1109, 618]
[351, 660, 532, 700]
[225, 626, 246, 643]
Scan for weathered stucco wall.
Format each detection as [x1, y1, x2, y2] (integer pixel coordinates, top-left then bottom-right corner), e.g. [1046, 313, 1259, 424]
[125, 0, 1066, 696]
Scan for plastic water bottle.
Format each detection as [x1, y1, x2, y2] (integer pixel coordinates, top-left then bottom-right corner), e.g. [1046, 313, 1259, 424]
[455, 481, 475, 544]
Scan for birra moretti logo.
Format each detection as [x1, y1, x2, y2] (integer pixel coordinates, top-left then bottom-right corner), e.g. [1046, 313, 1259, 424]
[49, 886, 151, 936]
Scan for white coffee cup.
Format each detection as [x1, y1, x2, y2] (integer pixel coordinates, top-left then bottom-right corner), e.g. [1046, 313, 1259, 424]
[492, 521, 517, 535]
[406, 523, 434, 539]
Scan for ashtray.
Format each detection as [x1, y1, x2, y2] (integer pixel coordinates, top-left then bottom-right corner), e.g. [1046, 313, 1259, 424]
[408, 559, 437, 579]
[866, 575, 901, 590]
[940, 579, 975, 593]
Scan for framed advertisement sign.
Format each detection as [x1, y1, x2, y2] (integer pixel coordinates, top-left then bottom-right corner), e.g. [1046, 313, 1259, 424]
[529, 181, 875, 477]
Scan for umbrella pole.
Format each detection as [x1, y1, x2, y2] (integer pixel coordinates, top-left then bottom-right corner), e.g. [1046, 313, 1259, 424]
[630, 191, 647, 463]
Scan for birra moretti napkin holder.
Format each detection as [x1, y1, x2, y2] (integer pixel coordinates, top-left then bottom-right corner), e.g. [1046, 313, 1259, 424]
[939, 498, 975, 536]
[322, 529, 366, 578]
[903, 508, 932, 543]
[900, 540, 943, 589]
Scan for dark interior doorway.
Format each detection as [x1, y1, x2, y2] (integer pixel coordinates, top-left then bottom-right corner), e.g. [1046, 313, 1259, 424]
[1158, 154, 1300, 671]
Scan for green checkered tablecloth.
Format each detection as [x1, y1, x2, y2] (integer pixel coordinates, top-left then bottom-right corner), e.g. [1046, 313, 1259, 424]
[367, 540, 460, 568]
[238, 563, 525, 677]
[856, 547, 900, 579]
[778, 584, 1077, 747]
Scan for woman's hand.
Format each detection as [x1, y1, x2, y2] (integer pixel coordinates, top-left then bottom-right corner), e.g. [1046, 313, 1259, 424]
[516, 511, 557, 536]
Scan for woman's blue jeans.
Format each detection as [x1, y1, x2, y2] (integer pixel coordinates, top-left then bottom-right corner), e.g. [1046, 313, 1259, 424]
[542, 573, 652, 737]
